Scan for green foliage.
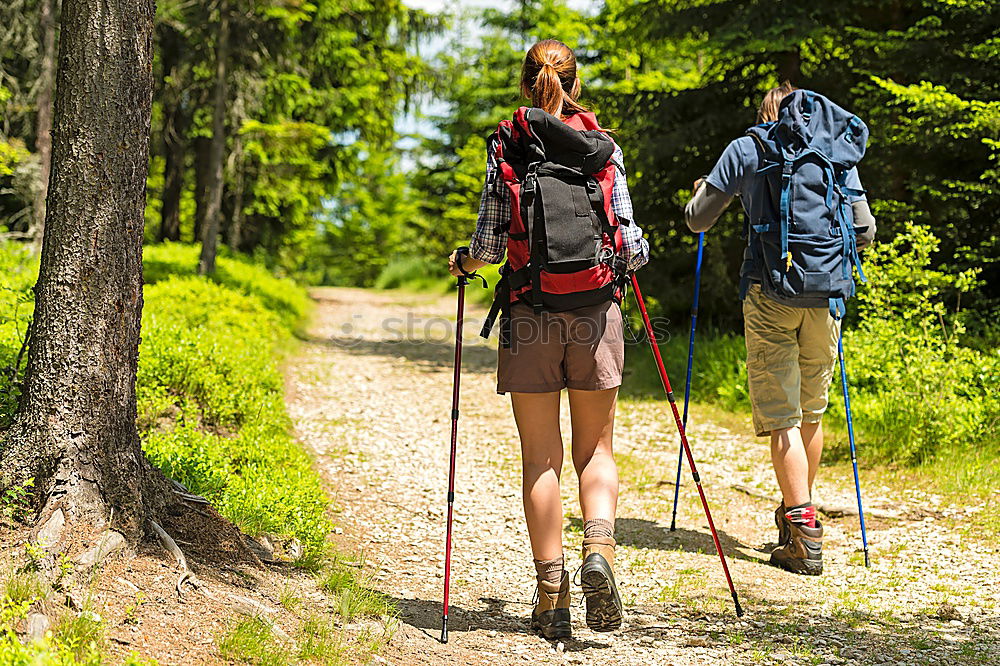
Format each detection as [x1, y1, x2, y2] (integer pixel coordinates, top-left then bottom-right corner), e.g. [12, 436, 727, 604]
[135, 249, 328, 566]
[0, 242, 37, 427]
[1, 477, 34, 524]
[374, 256, 501, 307]
[142, 243, 310, 330]
[840, 224, 1000, 463]
[0, 570, 157, 665]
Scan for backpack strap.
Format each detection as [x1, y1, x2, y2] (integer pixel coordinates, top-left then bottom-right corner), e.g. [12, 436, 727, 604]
[521, 163, 545, 314]
[835, 172, 869, 285]
[779, 159, 793, 268]
[481, 263, 513, 348]
[829, 297, 845, 320]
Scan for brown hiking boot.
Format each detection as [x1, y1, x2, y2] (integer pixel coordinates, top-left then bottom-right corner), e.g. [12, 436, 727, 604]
[531, 571, 571, 639]
[775, 502, 790, 545]
[580, 537, 623, 632]
[770, 520, 823, 575]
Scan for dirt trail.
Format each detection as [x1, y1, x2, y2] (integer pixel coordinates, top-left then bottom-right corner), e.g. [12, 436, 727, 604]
[286, 287, 999, 666]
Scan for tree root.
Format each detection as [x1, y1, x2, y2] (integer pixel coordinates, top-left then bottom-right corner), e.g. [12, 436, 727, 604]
[150, 520, 198, 600]
[169, 479, 210, 505]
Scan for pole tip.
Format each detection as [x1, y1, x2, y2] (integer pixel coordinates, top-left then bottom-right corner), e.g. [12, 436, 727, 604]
[669, 520, 676, 532]
[864, 550, 871, 568]
[440, 618, 448, 644]
[733, 593, 744, 618]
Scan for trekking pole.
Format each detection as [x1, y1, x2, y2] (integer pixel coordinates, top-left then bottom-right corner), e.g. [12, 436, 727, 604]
[837, 322, 871, 568]
[441, 247, 486, 644]
[630, 274, 744, 617]
[670, 232, 705, 531]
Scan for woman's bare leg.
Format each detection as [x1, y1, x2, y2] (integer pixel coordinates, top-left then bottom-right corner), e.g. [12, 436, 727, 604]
[511, 391, 564, 561]
[568, 388, 619, 522]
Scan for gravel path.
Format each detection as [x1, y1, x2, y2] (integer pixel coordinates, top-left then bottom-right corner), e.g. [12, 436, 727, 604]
[286, 287, 999, 666]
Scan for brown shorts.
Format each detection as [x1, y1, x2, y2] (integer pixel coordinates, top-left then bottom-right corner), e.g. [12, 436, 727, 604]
[497, 301, 625, 394]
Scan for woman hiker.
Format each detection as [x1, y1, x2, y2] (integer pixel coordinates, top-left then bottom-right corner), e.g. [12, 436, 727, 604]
[448, 39, 649, 638]
[684, 82, 877, 575]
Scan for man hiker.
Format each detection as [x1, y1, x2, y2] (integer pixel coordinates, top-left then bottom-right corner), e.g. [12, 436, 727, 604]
[683, 82, 877, 575]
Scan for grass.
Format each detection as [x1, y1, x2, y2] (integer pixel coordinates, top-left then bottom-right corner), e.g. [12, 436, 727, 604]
[317, 558, 393, 621]
[0, 562, 155, 665]
[218, 613, 393, 666]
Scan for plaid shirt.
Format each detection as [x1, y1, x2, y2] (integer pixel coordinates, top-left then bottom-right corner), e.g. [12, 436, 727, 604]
[469, 143, 650, 271]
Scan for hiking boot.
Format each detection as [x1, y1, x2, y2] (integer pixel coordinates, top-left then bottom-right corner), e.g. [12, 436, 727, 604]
[580, 537, 623, 632]
[769, 520, 823, 576]
[775, 502, 790, 546]
[531, 571, 571, 639]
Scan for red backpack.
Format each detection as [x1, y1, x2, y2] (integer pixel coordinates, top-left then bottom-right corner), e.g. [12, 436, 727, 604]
[480, 107, 625, 346]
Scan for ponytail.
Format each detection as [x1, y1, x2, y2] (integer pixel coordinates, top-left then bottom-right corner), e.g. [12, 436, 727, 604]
[521, 39, 588, 118]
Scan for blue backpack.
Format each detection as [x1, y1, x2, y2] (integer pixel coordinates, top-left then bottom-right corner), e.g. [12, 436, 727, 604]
[741, 90, 869, 316]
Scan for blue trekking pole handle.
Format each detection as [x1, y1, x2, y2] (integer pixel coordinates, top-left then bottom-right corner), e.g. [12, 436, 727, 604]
[838, 324, 870, 568]
[670, 232, 704, 532]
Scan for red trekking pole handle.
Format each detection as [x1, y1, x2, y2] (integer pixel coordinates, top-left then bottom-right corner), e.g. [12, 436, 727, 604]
[630, 274, 744, 617]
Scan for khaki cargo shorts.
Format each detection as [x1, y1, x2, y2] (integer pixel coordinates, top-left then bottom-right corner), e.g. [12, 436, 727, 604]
[743, 285, 840, 436]
[497, 301, 624, 394]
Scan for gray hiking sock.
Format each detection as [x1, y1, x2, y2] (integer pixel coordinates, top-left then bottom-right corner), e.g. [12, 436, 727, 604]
[533, 556, 565, 586]
[583, 518, 615, 541]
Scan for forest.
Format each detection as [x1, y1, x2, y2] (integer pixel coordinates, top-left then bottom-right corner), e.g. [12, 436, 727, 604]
[0, 0, 998, 663]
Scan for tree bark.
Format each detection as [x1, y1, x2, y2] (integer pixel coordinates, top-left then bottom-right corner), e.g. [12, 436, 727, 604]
[0, 0, 165, 540]
[29, 0, 58, 248]
[198, 10, 229, 275]
[226, 134, 244, 250]
[193, 136, 210, 242]
[158, 25, 185, 243]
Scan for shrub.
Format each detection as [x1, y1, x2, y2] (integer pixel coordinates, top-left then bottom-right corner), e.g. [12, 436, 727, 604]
[835, 223, 1000, 463]
[0, 242, 37, 428]
[0, 242, 330, 566]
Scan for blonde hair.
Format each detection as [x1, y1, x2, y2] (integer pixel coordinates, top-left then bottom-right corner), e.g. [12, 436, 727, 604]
[520, 39, 587, 117]
[758, 81, 798, 123]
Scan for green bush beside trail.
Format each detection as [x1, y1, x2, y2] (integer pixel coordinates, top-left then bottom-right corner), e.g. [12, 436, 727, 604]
[0, 241, 339, 661]
[1, 242, 329, 564]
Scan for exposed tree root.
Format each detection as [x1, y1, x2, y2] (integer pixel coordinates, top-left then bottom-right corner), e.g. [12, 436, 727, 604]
[150, 520, 198, 600]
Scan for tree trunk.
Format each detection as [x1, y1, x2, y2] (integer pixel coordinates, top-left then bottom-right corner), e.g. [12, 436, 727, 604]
[198, 10, 229, 275]
[29, 0, 58, 248]
[193, 136, 211, 242]
[0, 0, 164, 541]
[158, 25, 185, 243]
[226, 134, 244, 250]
